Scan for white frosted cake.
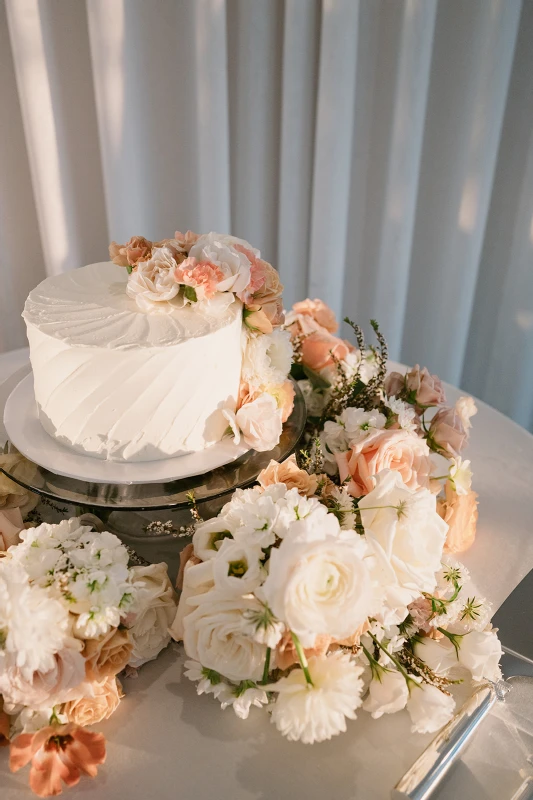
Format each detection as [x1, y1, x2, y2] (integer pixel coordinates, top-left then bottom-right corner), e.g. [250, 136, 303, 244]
[22, 231, 293, 463]
[23, 262, 244, 462]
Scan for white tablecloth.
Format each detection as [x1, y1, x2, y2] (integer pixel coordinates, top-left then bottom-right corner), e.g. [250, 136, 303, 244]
[2, 349, 533, 800]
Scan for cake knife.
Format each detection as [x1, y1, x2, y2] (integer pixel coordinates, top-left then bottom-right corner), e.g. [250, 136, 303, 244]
[392, 567, 533, 799]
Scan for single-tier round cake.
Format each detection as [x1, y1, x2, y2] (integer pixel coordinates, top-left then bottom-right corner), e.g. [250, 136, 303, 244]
[23, 262, 244, 462]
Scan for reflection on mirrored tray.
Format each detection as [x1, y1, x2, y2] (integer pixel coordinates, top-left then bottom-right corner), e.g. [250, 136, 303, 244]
[0, 381, 306, 511]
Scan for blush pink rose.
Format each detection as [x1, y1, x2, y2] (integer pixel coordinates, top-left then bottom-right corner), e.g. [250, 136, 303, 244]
[301, 331, 352, 372]
[429, 407, 468, 457]
[292, 299, 338, 334]
[405, 365, 446, 410]
[335, 428, 433, 497]
[384, 371, 406, 398]
[109, 235, 152, 267]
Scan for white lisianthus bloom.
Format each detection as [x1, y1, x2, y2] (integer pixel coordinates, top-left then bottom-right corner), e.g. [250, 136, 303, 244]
[448, 457, 472, 495]
[266, 652, 365, 743]
[193, 517, 234, 561]
[362, 668, 409, 718]
[413, 637, 458, 676]
[359, 470, 448, 623]
[242, 329, 293, 388]
[182, 590, 267, 682]
[126, 246, 181, 312]
[455, 396, 477, 431]
[262, 531, 374, 648]
[188, 232, 256, 294]
[236, 393, 283, 452]
[212, 538, 265, 595]
[127, 563, 177, 668]
[457, 629, 502, 682]
[340, 407, 387, 445]
[407, 682, 456, 734]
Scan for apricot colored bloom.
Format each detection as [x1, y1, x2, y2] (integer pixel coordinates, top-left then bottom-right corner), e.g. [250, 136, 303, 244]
[292, 299, 338, 334]
[10, 723, 106, 797]
[174, 257, 224, 300]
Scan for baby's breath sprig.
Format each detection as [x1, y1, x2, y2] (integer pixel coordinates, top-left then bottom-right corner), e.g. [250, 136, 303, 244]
[397, 646, 461, 694]
[186, 490, 203, 524]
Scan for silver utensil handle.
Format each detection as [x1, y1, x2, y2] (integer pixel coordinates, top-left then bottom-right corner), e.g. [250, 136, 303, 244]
[392, 683, 500, 800]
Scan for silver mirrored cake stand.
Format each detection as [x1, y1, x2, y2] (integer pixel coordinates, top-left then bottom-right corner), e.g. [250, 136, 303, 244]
[0, 380, 306, 569]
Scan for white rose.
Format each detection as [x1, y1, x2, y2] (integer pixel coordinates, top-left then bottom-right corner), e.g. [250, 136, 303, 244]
[126, 246, 180, 311]
[340, 407, 386, 444]
[457, 629, 502, 681]
[212, 538, 266, 596]
[127, 563, 177, 668]
[362, 669, 409, 718]
[262, 531, 374, 648]
[182, 590, 267, 682]
[359, 470, 448, 623]
[189, 232, 255, 294]
[266, 652, 364, 743]
[235, 393, 283, 452]
[242, 329, 293, 388]
[413, 637, 458, 676]
[407, 681, 455, 734]
[169, 559, 214, 643]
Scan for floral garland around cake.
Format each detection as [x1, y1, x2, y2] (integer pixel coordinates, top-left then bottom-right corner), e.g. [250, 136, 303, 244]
[110, 231, 294, 452]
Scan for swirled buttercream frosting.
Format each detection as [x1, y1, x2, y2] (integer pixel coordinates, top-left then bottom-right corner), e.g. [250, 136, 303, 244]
[23, 263, 244, 461]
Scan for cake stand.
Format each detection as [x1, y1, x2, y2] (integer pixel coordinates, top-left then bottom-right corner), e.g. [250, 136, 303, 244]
[0, 379, 306, 559]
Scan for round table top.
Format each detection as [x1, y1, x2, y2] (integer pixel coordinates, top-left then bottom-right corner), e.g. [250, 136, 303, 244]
[2, 348, 533, 800]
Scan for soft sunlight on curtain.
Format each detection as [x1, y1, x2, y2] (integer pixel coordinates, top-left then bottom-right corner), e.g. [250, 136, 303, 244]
[1, 0, 532, 431]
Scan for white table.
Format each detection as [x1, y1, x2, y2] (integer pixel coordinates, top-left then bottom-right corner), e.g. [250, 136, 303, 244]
[2, 349, 533, 800]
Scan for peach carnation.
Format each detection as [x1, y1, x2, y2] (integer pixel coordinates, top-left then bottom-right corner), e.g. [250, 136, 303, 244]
[258, 454, 318, 496]
[174, 257, 224, 299]
[335, 428, 433, 497]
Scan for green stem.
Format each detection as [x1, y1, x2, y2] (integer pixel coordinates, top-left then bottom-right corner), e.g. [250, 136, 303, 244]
[291, 631, 314, 687]
[368, 633, 419, 690]
[437, 627, 464, 657]
[261, 647, 271, 685]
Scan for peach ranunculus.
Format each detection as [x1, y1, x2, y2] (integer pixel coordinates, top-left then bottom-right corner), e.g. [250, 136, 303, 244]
[439, 483, 478, 554]
[10, 723, 106, 797]
[275, 631, 331, 671]
[292, 299, 338, 334]
[109, 235, 153, 268]
[258, 454, 318, 497]
[428, 407, 468, 457]
[83, 627, 132, 682]
[174, 257, 225, 300]
[335, 428, 433, 497]
[64, 678, 121, 727]
[300, 331, 351, 372]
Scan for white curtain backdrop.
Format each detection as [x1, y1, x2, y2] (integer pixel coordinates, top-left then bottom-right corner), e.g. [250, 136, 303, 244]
[1, 0, 532, 431]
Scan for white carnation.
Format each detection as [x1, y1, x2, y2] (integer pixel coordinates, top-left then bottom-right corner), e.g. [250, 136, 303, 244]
[267, 652, 365, 743]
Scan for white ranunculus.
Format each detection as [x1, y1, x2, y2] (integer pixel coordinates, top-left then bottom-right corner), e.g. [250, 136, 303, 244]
[126, 246, 181, 311]
[413, 637, 458, 676]
[242, 329, 293, 388]
[340, 407, 387, 445]
[169, 559, 214, 643]
[262, 531, 374, 648]
[407, 681, 456, 734]
[359, 470, 448, 623]
[212, 538, 266, 596]
[189, 232, 255, 294]
[266, 652, 365, 743]
[193, 517, 235, 561]
[235, 393, 283, 452]
[457, 629, 502, 682]
[182, 590, 267, 682]
[362, 668, 409, 718]
[127, 563, 177, 668]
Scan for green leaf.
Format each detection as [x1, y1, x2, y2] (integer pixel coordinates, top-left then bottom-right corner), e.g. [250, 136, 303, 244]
[126, 265, 133, 275]
[184, 285, 198, 302]
[302, 364, 331, 390]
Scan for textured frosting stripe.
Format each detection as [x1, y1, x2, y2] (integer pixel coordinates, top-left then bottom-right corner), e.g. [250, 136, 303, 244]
[23, 262, 242, 349]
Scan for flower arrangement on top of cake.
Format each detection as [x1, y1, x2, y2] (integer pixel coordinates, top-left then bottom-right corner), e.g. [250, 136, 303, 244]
[110, 230, 283, 332]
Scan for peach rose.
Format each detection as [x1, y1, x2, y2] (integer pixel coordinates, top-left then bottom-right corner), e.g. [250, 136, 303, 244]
[301, 331, 351, 372]
[275, 631, 331, 671]
[258, 454, 318, 497]
[429, 407, 468, 457]
[109, 235, 152, 267]
[83, 627, 132, 682]
[292, 299, 338, 334]
[439, 483, 478, 554]
[405, 365, 446, 411]
[335, 428, 433, 496]
[64, 677, 121, 727]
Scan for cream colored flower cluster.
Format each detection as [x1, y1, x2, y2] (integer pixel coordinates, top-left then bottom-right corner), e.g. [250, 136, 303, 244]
[0, 518, 177, 796]
[170, 453, 501, 744]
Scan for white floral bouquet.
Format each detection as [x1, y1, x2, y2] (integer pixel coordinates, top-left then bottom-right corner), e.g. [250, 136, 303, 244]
[0, 518, 177, 796]
[110, 231, 294, 452]
[170, 298, 502, 744]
